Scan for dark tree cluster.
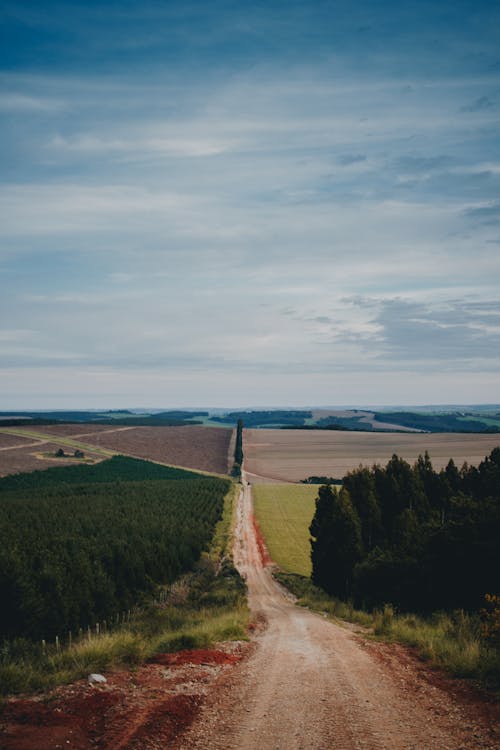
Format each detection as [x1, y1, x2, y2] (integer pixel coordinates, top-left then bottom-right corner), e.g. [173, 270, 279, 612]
[213, 410, 312, 427]
[374, 411, 499, 433]
[0, 457, 229, 640]
[310, 448, 500, 613]
[231, 419, 244, 478]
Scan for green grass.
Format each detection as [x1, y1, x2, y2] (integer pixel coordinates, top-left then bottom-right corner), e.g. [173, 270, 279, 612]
[252, 484, 318, 576]
[0, 481, 249, 696]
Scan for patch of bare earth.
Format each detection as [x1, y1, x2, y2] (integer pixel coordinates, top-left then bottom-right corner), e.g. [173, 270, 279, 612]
[244, 428, 500, 481]
[22, 424, 129, 438]
[78, 426, 232, 474]
[0, 443, 104, 477]
[0, 645, 248, 750]
[0, 434, 35, 449]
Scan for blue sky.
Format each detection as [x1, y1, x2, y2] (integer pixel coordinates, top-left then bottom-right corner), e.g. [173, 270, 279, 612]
[1, 1, 499, 408]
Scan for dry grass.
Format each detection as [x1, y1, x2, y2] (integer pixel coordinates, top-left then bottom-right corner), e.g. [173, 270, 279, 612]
[244, 428, 500, 482]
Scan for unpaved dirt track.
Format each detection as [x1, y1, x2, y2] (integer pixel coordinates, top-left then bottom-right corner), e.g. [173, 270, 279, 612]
[178, 476, 499, 750]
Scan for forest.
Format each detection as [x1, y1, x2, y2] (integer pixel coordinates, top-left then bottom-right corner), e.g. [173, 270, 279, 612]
[0, 457, 230, 640]
[213, 410, 312, 427]
[310, 448, 500, 613]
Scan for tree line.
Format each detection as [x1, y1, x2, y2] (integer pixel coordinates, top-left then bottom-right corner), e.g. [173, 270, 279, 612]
[232, 418, 244, 477]
[0, 457, 230, 640]
[310, 448, 500, 613]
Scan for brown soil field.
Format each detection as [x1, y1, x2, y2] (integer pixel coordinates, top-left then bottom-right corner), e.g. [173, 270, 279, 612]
[25, 424, 122, 437]
[0, 443, 105, 477]
[0, 425, 232, 477]
[244, 428, 500, 482]
[67, 425, 233, 475]
[0, 433, 34, 449]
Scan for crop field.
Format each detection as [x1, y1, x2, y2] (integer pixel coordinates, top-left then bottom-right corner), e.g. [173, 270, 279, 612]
[244, 428, 500, 482]
[0, 442, 107, 477]
[252, 484, 318, 576]
[77, 425, 232, 474]
[0, 433, 34, 449]
[0, 425, 232, 477]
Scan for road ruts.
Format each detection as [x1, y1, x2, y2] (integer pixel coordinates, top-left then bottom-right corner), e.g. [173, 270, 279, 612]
[177, 476, 498, 750]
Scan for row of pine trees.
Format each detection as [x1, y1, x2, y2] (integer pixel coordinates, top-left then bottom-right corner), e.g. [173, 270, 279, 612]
[310, 448, 500, 612]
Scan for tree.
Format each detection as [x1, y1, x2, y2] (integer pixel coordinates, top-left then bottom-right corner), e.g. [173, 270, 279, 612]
[343, 467, 382, 550]
[310, 486, 363, 598]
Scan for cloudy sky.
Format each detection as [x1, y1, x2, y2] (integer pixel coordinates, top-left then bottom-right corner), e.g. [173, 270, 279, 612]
[1, 0, 499, 409]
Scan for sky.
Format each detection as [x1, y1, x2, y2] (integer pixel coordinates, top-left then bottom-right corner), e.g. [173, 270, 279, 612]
[1, 0, 499, 409]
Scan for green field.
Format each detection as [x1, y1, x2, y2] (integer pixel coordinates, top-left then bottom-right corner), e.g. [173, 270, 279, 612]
[252, 484, 318, 576]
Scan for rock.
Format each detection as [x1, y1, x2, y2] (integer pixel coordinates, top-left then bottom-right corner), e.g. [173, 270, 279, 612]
[88, 673, 107, 684]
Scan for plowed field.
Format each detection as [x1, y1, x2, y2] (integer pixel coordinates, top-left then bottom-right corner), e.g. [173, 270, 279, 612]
[76, 425, 232, 474]
[0, 425, 233, 476]
[244, 428, 500, 482]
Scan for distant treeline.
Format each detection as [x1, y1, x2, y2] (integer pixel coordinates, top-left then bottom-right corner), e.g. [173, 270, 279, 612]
[310, 448, 500, 613]
[213, 410, 312, 427]
[374, 411, 500, 433]
[284, 424, 347, 431]
[0, 457, 229, 640]
[301, 476, 343, 485]
[0, 410, 208, 427]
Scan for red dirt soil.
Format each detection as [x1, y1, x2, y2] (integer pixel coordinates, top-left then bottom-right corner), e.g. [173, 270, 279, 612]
[0, 645, 248, 750]
[250, 513, 272, 567]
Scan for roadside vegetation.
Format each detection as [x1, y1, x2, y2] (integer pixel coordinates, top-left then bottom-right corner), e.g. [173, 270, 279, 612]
[231, 418, 244, 478]
[275, 572, 500, 687]
[0, 460, 248, 696]
[253, 448, 500, 687]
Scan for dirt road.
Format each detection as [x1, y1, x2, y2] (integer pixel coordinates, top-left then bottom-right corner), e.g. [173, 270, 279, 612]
[178, 477, 499, 750]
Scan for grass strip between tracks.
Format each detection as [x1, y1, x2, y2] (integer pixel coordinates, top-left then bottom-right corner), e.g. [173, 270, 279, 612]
[0, 483, 249, 697]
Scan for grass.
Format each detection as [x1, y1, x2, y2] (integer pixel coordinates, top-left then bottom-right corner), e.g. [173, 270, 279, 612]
[0, 481, 249, 696]
[252, 484, 318, 576]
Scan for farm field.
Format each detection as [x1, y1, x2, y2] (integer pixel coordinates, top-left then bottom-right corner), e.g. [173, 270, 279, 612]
[0, 424, 232, 476]
[77, 425, 232, 474]
[0, 441, 108, 476]
[244, 428, 500, 482]
[0, 425, 232, 477]
[0, 433, 34, 449]
[252, 484, 317, 576]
